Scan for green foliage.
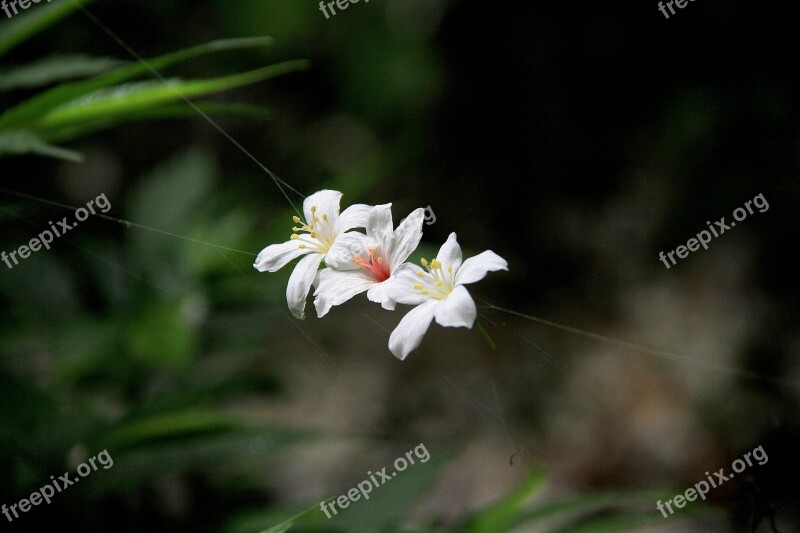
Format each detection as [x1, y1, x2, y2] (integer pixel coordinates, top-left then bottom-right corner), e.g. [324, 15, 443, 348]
[0, 16, 306, 161]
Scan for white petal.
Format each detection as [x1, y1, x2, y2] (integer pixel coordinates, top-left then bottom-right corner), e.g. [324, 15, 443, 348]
[303, 190, 342, 223]
[388, 301, 437, 360]
[433, 285, 477, 328]
[367, 283, 396, 310]
[254, 240, 311, 272]
[384, 263, 432, 306]
[325, 232, 371, 270]
[366, 203, 394, 245]
[455, 251, 508, 285]
[313, 268, 375, 318]
[335, 203, 371, 232]
[388, 207, 425, 269]
[436, 232, 463, 273]
[286, 253, 324, 319]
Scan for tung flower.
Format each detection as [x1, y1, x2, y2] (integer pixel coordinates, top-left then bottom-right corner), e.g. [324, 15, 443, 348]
[253, 190, 370, 319]
[313, 204, 425, 317]
[383, 232, 508, 360]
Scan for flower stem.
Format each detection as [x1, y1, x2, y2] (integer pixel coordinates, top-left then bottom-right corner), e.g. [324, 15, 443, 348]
[475, 321, 497, 351]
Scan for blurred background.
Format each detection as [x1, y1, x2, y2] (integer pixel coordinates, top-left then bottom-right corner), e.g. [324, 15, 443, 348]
[1, 0, 798, 531]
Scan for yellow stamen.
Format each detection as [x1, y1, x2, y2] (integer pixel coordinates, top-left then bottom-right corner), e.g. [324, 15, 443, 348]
[290, 234, 299, 240]
[310, 205, 317, 213]
[417, 271, 425, 277]
[292, 227, 302, 232]
[421, 289, 429, 295]
[430, 260, 442, 269]
[298, 244, 306, 249]
[448, 265, 453, 273]
[322, 214, 328, 221]
[293, 216, 301, 223]
[414, 283, 422, 290]
[436, 280, 443, 287]
[420, 258, 428, 267]
[311, 232, 317, 238]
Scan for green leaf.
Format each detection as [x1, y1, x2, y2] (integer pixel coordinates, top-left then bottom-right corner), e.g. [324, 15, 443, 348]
[463, 472, 546, 533]
[0, 54, 125, 91]
[33, 60, 308, 130]
[42, 102, 272, 143]
[0, 0, 96, 59]
[98, 410, 243, 452]
[259, 501, 331, 533]
[0, 36, 277, 129]
[0, 129, 82, 161]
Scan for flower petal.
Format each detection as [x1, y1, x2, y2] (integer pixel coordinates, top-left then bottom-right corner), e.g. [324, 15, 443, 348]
[436, 232, 463, 273]
[455, 251, 508, 285]
[384, 263, 432, 306]
[335, 203, 371, 232]
[325, 232, 370, 270]
[388, 207, 425, 269]
[367, 283, 396, 310]
[388, 301, 437, 360]
[313, 268, 375, 318]
[433, 285, 477, 328]
[366, 203, 394, 245]
[303, 190, 342, 223]
[286, 253, 324, 319]
[254, 240, 311, 272]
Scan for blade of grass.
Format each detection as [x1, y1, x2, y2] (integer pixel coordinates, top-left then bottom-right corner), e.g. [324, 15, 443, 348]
[0, 130, 82, 162]
[33, 60, 308, 130]
[0, 36, 276, 129]
[41, 102, 272, 143]
[0, 55, 125, 91]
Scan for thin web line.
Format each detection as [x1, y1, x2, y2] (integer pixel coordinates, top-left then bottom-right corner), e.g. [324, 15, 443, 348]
[66, 0, 306, 217]
[0, 187, 257, 257]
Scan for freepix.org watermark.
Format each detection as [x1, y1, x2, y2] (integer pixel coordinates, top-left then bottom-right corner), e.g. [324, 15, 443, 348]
[1, 0, 54, 20]
[319, 0, 370, 20]
[659, 193, 768, 269]
[1, 192, 111, 270]
[2, 449, 114, 523]
[319, 443, 430, 519]
[656, 445, 768, 518]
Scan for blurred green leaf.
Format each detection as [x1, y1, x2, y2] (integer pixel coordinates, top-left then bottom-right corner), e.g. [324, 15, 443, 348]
[99, 410, 243, 452]
[0, 54, 125, 91]
[0, 36, 276, 129]
[34, 61, 308, 131]
[0, 0, 96, 59]
[259, 501, 331, 533]
[42, 102, 273, 143]
[0, 129, 82, 161]
[127, 300, 197, 370]
[459, 471, 546, 533]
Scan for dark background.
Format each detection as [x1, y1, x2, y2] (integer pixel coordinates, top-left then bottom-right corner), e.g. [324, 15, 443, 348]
[1, 0, 798, 531]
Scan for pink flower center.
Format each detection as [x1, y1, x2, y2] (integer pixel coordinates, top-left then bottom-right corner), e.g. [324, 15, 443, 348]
[354, 249, 391, 282]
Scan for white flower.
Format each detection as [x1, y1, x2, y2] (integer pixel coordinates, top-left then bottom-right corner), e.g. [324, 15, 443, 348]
[313, 204, 425, 317]
[383, 233, 508, 360]
[253, 190, 370, 319]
